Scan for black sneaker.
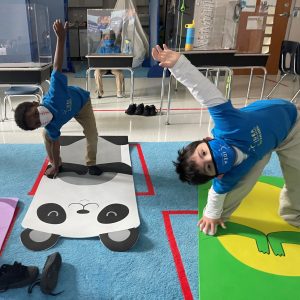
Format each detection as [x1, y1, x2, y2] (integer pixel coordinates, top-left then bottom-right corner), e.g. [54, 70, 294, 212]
[125, 103, 136, 115]
[88, 165, 103, 176]
[135, 103, 144, 115]
[149, 105, 157, 116]
[0, 262, 39, 292]
[28, 252, 63, 296]
[143, 105, 151, 116]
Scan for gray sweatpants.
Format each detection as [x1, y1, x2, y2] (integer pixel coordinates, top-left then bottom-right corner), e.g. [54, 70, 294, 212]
[221, 108, 300, 227]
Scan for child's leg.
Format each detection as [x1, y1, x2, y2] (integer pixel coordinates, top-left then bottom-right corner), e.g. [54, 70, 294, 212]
[42, 129, 62, 166]
[74, 99, 98, 166]
[111, 70, 124, 96]
[221, 153, 272, 221]
[276, 114, 300, 227]
[94, 69, 106, 96]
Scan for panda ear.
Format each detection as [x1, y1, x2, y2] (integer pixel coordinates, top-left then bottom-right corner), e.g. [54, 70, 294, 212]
[20, 229, 60, 251]
[99, 227, 139, 252]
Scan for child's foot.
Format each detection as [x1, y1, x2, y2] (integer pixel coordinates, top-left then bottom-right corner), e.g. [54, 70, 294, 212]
[88, 166, 103, 176]
[117, 92, 124, 98]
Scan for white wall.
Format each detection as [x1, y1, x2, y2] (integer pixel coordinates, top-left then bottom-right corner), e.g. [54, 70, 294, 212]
[286, 0, 300, 42]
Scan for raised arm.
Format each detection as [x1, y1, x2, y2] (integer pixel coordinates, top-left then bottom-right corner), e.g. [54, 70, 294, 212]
[152, 44, 227, 107]
[52, 19, 68, 72]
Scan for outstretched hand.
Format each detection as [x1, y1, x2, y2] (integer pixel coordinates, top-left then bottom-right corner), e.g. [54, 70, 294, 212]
[151, 44, 181, 68]
[197, 216, 226, 236]
[53, 19, 68, 40]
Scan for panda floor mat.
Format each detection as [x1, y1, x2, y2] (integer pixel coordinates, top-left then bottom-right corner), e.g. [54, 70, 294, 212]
[198, 177, 300, 300]
[21, 136, 140, 251]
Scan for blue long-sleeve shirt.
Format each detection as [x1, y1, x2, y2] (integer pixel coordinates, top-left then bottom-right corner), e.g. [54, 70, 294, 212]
[170, 55, 298, 221]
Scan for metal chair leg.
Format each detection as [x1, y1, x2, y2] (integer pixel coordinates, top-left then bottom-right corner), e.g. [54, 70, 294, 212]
[266, 73, 288, 99]
[159, 68, 167, 114]
[3, 96, 9, 120]
[166, 75, 173, 125]
[291, 89, 300, 103]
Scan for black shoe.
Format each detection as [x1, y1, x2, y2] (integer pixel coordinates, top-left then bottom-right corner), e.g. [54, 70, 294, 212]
[88, 165, 103, 176]
[143, 105, 151, 116]
[149, 105, 157, 116]
[135, 103, 144, 115]
[0, 262, 39, 292]
[125, 103, 136, 115]
[28, 252, 62, 296]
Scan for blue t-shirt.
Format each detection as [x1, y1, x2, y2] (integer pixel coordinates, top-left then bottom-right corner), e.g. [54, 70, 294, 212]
[208, 99, 297, 194]
[97, 45, 121, 54]
[42, 70, 90, 140]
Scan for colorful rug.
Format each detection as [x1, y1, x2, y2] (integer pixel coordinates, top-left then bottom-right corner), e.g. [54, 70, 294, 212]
[0, 142, 198, 299]
[198, 155, 300, 300]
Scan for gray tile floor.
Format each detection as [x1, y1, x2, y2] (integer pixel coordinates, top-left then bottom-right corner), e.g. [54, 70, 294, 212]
[0, 70, 299, 144]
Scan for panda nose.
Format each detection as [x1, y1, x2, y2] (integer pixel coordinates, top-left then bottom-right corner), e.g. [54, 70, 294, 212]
[77, 209, 90, 214]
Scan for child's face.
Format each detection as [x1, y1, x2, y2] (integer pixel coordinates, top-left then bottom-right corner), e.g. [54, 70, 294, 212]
[190, 142, 216, 177]
[103, 34, 114, 41]
[25, 102, 41, 130]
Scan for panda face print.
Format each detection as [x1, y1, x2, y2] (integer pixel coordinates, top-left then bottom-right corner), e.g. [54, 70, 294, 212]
[21, 136, 140, 238]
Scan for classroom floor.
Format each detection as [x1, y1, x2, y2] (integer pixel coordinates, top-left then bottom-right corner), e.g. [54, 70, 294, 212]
[0, 69, 299, 144]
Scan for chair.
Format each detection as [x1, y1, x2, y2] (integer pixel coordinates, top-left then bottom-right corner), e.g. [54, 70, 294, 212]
[291, 43, 300, 103]
[2, 86, 42, 121]
[266, 40, 299, 100]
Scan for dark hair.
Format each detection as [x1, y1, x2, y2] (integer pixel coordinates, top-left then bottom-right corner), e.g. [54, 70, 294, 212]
[173, 140, 216, 185]
[14, 102, 35, 131]
[101, 30, 116, 40]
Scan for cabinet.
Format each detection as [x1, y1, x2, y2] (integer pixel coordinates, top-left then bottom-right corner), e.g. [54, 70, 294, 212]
[79, 29, 88, 57]
[69, 28, 79, 58]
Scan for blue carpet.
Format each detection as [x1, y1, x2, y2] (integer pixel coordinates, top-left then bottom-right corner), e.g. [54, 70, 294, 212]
[74, 66, 150, 78]
[0, 143, 282, 299]
[0, 142, 198, 300]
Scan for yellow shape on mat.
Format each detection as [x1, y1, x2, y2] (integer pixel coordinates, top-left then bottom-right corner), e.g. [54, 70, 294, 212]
[218, 182, 300, 276]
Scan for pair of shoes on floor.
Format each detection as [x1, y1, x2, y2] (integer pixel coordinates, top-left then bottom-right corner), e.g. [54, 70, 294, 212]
[0, 252, 63, 296]
[125, 103, 157, 116]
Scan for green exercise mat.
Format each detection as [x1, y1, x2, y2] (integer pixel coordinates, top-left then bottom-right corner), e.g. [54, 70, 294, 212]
[198, 176, 300, 300]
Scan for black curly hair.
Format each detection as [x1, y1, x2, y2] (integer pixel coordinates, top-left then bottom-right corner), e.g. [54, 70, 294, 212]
[173, 140, 216, 185]
[14, 102, 35, 131]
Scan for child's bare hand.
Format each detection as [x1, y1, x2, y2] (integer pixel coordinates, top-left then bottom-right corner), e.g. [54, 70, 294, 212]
[45, 165, 59, 179]
[197, 216, 226, 236]
[152, 44, 181, 68]
[53, 19, 68, 40]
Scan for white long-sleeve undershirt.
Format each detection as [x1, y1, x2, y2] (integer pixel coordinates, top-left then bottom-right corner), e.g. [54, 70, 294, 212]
[169, 55, 249, 223]
[169, 55, 227, 108]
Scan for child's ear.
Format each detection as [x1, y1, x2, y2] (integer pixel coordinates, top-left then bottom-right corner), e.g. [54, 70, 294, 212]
[217, 174, 224, 179]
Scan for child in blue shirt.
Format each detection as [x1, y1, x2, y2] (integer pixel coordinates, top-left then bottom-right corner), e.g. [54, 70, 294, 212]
[152, 44, 300, 236]
[14, 20, 102, 178]
[94, 30, 124, 98]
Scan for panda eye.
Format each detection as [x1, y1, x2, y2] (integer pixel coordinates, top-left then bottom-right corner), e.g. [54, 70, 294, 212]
[106, 211, 117, 217]
[98, 204, 129, 224]
[48, 211, 59, 217]
[37, 203, 66, 224]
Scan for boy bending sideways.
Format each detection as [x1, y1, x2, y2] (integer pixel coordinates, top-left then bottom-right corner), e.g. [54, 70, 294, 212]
[14, 20, 102, 178]
[152, 44, 300, 235]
